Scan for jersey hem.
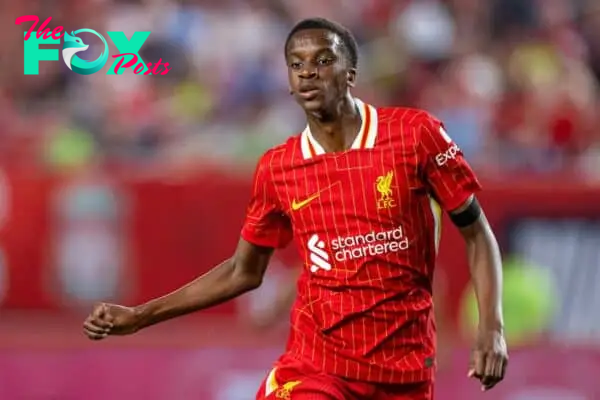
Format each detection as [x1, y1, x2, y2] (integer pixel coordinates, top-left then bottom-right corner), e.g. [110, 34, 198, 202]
[280, 351, 435, 385]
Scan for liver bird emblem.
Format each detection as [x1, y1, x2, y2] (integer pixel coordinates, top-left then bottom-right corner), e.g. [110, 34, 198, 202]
[275, 380, 301, 399]
[376, 171, 396, 209]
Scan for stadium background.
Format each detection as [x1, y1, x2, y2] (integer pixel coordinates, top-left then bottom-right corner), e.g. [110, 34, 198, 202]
[1, 0, 600, 398]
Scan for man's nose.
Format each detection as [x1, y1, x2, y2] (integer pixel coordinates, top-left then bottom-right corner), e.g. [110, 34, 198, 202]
[299, 66, 317, 79]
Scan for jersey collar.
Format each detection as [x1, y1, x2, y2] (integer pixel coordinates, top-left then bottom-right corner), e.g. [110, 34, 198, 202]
[300, 98, 379, 159]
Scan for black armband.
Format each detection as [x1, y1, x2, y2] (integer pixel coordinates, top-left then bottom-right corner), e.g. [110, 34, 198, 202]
[449, 197, 482, 227]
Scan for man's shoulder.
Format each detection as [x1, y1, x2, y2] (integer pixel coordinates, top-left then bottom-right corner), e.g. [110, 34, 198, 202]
[376, 105, 436, 127]
[372, 106, 438, 148]
[256, 134, 303, 167]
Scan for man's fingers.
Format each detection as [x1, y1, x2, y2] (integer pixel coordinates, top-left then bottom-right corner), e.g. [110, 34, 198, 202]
[84, 304, 114, 337]
[480, 373, 497, 390]
[90, 315, 113, 329]
[500, 356, 508, 379]
[83, 320, 106, 334]
[472, 350, 486, 378]
[84, 331, 108, 340]
[90, 304, 114, 328]
[482, 380, 499, 391]
[83, 320, 109, 340]
[484, 352, 496, 378]
[480, 353, 507, 391]
[492, 357, 503, 380]
[491, 353, 508, 379]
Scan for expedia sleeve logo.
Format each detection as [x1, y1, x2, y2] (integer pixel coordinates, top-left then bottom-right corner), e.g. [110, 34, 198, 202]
[433, 126, 461, 167]
[434, 143, 460, 167]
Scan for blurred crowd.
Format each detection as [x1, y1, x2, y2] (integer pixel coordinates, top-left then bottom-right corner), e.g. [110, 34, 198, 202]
[2, 0, 600, 177]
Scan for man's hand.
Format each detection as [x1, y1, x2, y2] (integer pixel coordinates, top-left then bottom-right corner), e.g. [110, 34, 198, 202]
[83, 302, 141, 340]
[468, 329, 508, 391]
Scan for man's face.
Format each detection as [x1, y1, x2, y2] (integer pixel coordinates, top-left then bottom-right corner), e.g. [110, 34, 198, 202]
[286, 29, 356, 114]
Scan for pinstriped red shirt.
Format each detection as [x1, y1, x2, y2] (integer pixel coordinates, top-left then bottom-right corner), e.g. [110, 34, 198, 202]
[241, 99, 481, 384]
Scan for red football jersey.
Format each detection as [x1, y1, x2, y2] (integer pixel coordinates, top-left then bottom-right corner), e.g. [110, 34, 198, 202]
[241, 99, 481, 384]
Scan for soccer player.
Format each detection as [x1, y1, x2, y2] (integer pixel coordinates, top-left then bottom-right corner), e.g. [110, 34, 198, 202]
[83, 18, 508, 399]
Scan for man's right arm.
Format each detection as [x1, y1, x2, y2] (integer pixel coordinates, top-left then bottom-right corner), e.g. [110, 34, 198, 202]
[83, 238, 276, 339]
[135, 238, 274, 330]
[83, 150, 293, 339]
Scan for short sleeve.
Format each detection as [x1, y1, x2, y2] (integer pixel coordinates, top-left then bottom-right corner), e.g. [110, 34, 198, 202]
[240, 155, 293, 249]
[418, 114, 482, 212]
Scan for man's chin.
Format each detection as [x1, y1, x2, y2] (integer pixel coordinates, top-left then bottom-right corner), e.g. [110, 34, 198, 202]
[296, 97, 325, 113]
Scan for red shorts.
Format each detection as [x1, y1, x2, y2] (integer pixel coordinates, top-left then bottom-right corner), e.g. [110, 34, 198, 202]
[256, 357, 433, 400]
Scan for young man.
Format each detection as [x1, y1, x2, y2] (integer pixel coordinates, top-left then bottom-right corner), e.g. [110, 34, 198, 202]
[83, 18, 508, 399]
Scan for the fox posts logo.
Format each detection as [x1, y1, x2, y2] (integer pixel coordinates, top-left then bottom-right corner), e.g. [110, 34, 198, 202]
[16, 15, 171, 76]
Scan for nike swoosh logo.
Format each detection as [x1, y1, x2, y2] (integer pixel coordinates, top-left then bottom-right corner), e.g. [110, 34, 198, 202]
[291, 193, 320, 211]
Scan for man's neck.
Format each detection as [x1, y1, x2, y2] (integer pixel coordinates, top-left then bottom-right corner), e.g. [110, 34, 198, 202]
[306, 95, 362, 153]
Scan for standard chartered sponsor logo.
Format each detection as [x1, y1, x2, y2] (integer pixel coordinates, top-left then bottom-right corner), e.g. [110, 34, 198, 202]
[332, 227, 409, 261]
[307, 228, 409, 272]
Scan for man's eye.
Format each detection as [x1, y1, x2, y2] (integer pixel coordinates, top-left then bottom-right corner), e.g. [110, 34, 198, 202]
[290, 62, 302, 69]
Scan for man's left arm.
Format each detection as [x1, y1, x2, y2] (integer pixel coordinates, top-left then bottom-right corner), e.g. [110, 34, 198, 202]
[450, 196, 507, 391]
[417, 112, 508, 390]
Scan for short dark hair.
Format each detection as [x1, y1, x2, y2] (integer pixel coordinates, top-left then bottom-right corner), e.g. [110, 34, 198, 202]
[284, 18, 358, 68]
